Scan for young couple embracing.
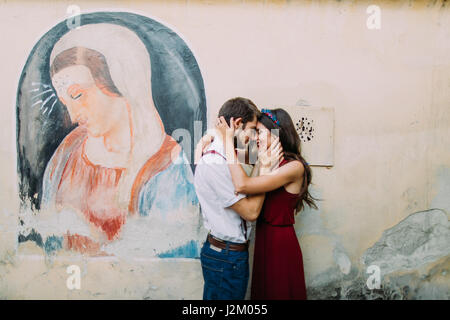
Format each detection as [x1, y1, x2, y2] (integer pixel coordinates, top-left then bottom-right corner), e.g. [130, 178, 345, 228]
[194, 97, 317, 300]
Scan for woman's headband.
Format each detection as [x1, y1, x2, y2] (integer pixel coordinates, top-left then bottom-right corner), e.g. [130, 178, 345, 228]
[261, 108, 280, 125]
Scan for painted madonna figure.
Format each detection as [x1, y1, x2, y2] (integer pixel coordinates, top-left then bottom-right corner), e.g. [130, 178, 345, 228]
[40, 23, 203, 257]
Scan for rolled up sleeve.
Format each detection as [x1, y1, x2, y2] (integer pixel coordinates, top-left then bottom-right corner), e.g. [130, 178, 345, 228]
[202, 162, 246, 208]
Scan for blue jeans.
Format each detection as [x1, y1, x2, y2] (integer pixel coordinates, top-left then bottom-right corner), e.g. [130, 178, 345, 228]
[200, 238, 249, 300]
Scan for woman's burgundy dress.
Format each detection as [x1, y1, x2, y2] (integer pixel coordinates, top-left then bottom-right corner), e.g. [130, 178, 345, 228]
[251, 159, 307, 300]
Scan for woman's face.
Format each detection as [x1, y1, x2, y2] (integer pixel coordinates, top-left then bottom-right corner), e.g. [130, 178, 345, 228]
[52, 65, 123, 138]
[256, 121, 271, 151]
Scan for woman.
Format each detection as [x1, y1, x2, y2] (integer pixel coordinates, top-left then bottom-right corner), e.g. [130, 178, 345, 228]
[214, 108, 318, 300]
[40, 23, 200, 256]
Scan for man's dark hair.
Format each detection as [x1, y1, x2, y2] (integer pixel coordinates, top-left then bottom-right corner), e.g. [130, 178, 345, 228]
[218, 97, 261, 128]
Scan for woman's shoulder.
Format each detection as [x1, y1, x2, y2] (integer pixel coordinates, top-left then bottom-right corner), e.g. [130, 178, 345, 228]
[280, 158, 305, 174]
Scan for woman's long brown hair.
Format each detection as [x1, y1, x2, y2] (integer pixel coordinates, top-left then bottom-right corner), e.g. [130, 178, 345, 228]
[259, 108, 319, 213]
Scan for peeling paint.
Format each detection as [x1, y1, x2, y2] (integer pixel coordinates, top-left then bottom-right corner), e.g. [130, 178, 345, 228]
[306, 210, 450, 299]
[362, 209, 449, 276]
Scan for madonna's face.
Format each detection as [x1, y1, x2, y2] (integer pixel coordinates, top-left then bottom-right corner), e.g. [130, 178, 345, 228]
[51, 65, 123, 137]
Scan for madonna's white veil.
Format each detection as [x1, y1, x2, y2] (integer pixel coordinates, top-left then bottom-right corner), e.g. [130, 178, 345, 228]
[50, 23, 166, 207]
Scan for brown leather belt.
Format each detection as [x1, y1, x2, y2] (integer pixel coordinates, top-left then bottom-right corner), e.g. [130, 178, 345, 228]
[207, 234, 248, 252]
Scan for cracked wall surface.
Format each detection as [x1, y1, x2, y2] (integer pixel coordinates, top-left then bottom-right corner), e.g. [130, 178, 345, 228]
[304, 209, 449, 300]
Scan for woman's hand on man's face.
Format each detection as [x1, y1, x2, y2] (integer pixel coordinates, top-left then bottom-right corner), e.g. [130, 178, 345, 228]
[259, 137, 284, 173]
[215, 116, 236, 141]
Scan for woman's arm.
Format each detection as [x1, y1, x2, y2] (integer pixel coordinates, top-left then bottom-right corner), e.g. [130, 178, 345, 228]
[216, 116, 302, 195]
[228, 158, 304, 194]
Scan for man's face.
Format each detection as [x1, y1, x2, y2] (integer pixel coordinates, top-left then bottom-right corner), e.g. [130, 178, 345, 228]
[236, 115, 258, 147]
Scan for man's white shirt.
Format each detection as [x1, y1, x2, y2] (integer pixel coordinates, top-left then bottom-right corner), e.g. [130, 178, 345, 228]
[194, 133, 252, 243]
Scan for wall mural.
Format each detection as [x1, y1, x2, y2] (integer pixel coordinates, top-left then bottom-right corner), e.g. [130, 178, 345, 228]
[16, 12, 207, 258]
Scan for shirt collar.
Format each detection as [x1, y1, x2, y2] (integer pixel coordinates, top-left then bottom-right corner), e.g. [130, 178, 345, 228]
[207, 131, 255, 173]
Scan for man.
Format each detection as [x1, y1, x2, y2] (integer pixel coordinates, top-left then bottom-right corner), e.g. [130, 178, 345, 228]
[194, 97, 264, 300]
